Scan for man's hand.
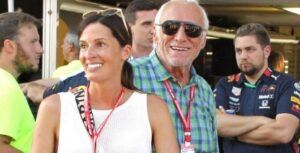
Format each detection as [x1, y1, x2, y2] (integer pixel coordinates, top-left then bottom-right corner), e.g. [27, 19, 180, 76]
[217, 105, 226, 114]
[20, 78, 58, 104]
[20, 82, 46, 104]
[20, 82, 29, 94]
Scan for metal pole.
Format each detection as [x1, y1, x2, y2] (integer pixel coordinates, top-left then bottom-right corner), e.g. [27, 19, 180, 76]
[42, 0, 58, 78]
[8, 0, 14, 12]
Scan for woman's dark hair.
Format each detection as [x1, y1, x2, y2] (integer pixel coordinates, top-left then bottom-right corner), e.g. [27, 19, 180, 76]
[78, 11, 137, 90]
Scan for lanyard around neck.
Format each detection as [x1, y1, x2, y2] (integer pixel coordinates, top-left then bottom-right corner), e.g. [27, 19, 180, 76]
[84, 85, 125, 153]
[163, 81, 195, 144]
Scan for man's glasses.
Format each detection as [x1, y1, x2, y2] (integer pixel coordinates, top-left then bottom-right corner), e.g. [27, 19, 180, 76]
[82, 8, 129, 34]
[156, 20, 206, 38]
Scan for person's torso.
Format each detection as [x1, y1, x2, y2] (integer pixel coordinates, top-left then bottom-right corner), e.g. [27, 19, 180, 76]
[51, 60, 82, 78]
[130, 52, 218, 153]
[57, 91, 152, 153]
[215, 69, 298, 153]
[0, 68, 35, 153]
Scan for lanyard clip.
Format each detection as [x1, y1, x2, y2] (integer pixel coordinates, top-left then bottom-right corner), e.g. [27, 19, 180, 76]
[184, 130, 191, 146]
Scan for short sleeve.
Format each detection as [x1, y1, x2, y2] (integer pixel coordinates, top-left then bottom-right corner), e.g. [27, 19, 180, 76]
[0, 84, 23, 140]
[278, 80, 300, 119]
[214, 77, 230, 110]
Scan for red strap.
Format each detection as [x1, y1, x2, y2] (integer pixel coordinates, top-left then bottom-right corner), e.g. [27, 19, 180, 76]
[84, 84, 124, 153]
[163, 81, 195, 143]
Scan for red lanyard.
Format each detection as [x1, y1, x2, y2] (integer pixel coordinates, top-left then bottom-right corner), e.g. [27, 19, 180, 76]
[84, 85, 124, 153]
[163, 81, 195, 145]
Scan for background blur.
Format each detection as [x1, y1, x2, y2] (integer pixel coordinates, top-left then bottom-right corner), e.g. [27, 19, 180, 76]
[1, 0, 300, 88]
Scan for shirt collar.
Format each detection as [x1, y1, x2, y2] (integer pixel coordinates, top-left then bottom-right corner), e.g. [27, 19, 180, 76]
[237, 67, 274, 86]
[149, 49, 198, 85]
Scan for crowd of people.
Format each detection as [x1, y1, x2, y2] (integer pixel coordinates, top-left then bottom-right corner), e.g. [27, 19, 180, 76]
[0, 0, 299, 153]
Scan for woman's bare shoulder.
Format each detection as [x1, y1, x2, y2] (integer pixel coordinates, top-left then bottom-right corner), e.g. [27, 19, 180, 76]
[146, 94, 170, 120]
[38, 94, 61, 117]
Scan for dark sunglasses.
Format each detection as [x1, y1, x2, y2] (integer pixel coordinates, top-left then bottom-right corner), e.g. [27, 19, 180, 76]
[156, 20, 206, 38]
[82, 8, 129, 33]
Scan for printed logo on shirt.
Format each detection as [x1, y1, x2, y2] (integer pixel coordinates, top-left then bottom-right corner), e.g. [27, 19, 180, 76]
[258, 94, 274, 99]
[228, 101, 240, 112]
[270, 74, 280, 80]
[259, 100, 271, 109]
[294, 83, 300, 91]
[232, 87, 241, 96]
[260, 85, 276, 93]
[227, 73, 241, 82]
[267, 84, 276, 92]
[293, 91, 300, 99]
[229, 96, 239, 102]
[69, 85, 87, 93]
[291, 96, 300, 105]
[260, 85, 269, 92]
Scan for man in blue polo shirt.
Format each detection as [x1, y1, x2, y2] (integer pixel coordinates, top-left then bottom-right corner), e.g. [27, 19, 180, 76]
[214, 23, 300, 153]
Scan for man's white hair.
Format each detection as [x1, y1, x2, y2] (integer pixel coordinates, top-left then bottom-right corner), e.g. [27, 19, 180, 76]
[154, 0, 209, 30]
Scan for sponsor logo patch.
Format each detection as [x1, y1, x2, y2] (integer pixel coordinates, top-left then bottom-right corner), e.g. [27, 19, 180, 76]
[271, 75, 280, 80]
[294, 83, 300, 91]
[267, 85, 276, 92]
[258, 94, 274, 99]
[228, 101, 240, 112]
[260, 85, 269, 92]
[232, 87, 241, 96]
[229, 96, 239, 102]
[293, 91, 300, 98]
[291, 96, 300, 105]
[70, 85, 87, 93]
[259, 100, 270, 109]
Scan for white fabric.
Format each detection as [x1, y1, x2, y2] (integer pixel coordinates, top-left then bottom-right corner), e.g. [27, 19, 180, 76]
[57, 91, 152, 153]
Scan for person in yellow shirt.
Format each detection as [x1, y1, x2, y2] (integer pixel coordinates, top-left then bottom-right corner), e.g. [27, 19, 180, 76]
[52, 31, 82, 78]
[0, 12, 43, 153]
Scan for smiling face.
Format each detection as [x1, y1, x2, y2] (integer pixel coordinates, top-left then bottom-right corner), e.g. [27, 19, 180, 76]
[79, 23, 130, 83]
[14, 23, 43, 73]
[154, 2, 207, 69]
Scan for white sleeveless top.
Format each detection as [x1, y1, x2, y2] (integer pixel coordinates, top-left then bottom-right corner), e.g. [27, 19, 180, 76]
[57, 91, 152, 153]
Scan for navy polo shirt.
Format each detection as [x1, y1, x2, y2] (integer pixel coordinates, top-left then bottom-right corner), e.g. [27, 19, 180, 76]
[43, 71, 88, 98]
[214, 68, 300, 153]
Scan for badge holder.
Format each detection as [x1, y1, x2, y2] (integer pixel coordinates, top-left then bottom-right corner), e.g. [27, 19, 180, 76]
[181, 142, 194, 153]
[181, 131, 194, 153]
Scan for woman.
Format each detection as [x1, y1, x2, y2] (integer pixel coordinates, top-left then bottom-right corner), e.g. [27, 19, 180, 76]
[31, 9, 179, 153]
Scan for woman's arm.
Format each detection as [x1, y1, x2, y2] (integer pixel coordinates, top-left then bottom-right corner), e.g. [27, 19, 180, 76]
[147, 94, 179, 153]
[31, 94, 61, 153]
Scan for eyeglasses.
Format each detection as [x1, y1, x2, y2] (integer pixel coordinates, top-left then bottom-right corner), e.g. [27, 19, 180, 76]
[156, 20, 206, 38]
[82, 8, 129, 34]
